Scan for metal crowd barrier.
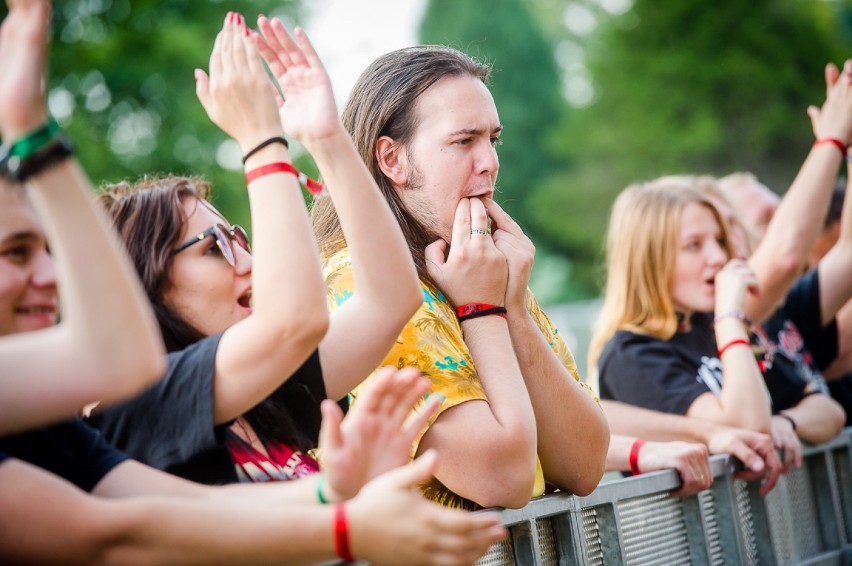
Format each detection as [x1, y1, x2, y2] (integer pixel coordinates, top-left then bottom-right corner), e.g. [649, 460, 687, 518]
[475, 427, 852, 566]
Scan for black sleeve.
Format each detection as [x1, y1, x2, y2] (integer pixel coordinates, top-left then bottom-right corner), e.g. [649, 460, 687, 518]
[598, 333, 710, 415]
[784, 269, 838, 370]
[88, 333, 224, 473]
[0, 420, 129, 492]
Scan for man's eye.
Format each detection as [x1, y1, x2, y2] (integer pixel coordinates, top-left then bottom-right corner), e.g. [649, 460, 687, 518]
[490, 137, 503, 147]
[1, 245, 29, 262]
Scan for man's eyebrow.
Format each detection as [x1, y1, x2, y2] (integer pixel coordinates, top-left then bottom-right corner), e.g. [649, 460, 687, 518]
[449, 125, 504, 136]
[1, 231, 39, 245]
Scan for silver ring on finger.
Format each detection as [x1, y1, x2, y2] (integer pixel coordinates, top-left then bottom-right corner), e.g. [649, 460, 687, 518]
[470, 228, 490, 236]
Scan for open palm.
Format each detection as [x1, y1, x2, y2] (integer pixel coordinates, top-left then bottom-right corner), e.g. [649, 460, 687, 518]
[255, 16, 339, 145]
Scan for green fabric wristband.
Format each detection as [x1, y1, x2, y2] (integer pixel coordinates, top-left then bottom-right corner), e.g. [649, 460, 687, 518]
[316, 473, 329, 504]
[9, 118, 61, 160]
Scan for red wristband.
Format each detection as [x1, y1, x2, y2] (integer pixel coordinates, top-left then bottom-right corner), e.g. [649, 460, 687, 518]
[244, 161, 325, 195]
[333, 503, 354, 562]
[814, 137, 847, 156]
[629, 438, 645, 476]
[456, 302, 507, 321]
[718, 338, 750, 358]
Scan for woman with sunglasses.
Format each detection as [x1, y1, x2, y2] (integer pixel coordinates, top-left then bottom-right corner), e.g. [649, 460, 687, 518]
[89, 13, 422, 488]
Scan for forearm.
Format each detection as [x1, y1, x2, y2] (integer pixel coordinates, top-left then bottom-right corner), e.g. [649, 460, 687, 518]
[508, 312, 608, 495]
[311, 130, 422, 399]
[464, 317, 536, 440]
[815, 173, 852, 324]
[602, 400, 714, 444]
[747, 145, 842, 324]
[1, 460, 335, 566]
[714, 320, 772, 431]
[244, 143, 327, 331]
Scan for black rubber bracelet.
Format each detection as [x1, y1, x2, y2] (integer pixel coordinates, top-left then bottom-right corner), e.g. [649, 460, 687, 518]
[3, 135, 74, 183]
[776, 412, 797, 431]
[242, 136, 289, 164]
[457, 306, 507, 322]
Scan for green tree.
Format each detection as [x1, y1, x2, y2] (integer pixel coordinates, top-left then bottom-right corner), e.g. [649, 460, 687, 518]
[2, 0, 302, 230]
[531, 0, 848, 296]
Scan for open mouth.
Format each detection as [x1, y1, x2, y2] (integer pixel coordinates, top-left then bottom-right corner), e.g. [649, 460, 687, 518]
[16, 305, 56, 316]
[237, 288, 252, 310]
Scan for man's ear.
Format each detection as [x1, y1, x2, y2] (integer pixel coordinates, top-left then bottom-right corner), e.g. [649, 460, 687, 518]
[376, 136, 408, 188]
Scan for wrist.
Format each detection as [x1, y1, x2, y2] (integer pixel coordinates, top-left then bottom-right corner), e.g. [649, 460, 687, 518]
[237, 131, 287, 156]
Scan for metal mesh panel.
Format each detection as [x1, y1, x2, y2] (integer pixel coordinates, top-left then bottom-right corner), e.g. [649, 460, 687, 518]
[698, 490, 725, 566]
[581, 507, 605, 566]
[534, 517, 558, 566]
[733, 480, 760, 566]
[765, 464, 822, 563]
[475, 531, 515, 566]
[835, 445, 852, 543]
[617, 492, 690, 565]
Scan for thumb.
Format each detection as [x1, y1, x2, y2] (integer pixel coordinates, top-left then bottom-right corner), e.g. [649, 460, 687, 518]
[424, 239, 448, 275]
[195, 69, 212, 110]
[318, 399, 344, 453]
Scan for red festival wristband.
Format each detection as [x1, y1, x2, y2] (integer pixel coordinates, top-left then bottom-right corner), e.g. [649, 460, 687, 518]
[456, 302, 507, 322]
[244, 161, 325, 195]
[718, 338, 750, 358]
[629, 438, 646, 476]
[334, 503, 355, 562]
[813, 137, 847, 156]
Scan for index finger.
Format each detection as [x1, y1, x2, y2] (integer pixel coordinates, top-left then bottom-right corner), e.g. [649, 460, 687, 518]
[450, 198, 472, 248]
[483, 198, 521, 235]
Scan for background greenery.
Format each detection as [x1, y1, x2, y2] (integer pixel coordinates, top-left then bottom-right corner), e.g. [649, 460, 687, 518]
[7, 0, 852, 303]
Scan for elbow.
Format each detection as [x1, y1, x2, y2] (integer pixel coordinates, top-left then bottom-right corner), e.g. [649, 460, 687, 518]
[469, 467, 538, 509]
[462, 444, 538, 509]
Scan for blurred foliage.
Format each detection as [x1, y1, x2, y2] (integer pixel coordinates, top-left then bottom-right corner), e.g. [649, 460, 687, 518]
[422, 0, 852, 301]
[0, 0, 304, 231]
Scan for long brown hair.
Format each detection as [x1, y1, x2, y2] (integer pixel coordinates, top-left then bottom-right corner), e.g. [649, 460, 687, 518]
[99, 175, 312, 451]
[311, 45, 491, 281]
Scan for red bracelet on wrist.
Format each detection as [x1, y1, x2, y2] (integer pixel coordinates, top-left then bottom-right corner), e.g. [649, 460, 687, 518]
[456, 302, 507, 322]
[244, 161, 325, 195]
[629, 438, 646, 476]
[813, 137, 847, 156]
[333, 503, 355, 562]
[718, 338, 750, 358]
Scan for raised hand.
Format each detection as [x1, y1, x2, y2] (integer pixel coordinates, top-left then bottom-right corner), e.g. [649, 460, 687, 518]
[195, 12, 283, 153]
[254, 16, 340, 148]
[0, 0, 50, 141]
[425, 197, 508, 307]
[714, 259, 759, 316]
[806, 60, 852, 144]
[347, 451, 507, 566]
[318, 366, 441, 501]
[484, 198, 535, 312]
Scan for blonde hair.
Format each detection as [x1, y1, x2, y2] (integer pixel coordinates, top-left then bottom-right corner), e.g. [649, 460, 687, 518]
[588, 176, 734, 374]
[713, 172, 761, 254]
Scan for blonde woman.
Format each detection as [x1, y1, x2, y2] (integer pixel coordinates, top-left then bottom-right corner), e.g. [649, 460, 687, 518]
[590, 180, 773, 438]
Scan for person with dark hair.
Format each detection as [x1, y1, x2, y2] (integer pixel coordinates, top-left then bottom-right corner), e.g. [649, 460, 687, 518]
[303, 45, 609, 510]
[89, 14, 423, 487]
[0, 4, 507, 564]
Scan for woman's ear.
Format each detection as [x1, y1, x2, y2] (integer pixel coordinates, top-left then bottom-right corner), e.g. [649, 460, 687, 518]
[376, 136, 408, 188]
